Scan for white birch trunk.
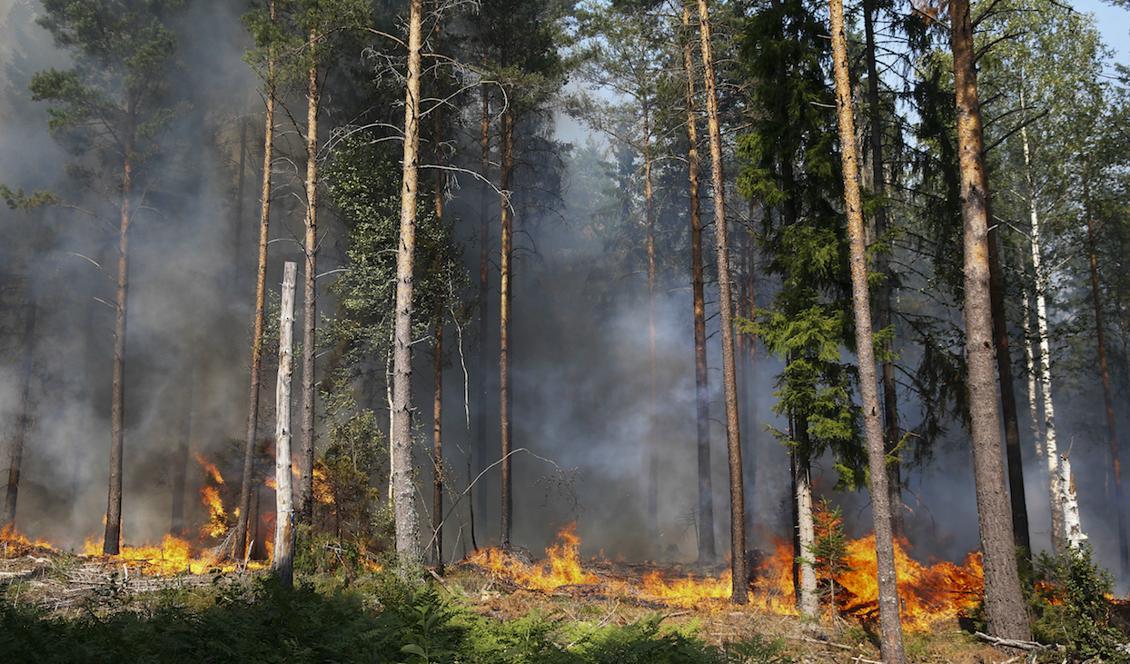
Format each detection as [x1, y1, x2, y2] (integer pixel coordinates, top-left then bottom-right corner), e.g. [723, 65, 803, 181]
[1059, 451, 1087, 549]
[795, 461, 818, 617]
[1021, 105, 1076, 551]
[273, 262, 297, 587]
[1021, 288, 1043, 458]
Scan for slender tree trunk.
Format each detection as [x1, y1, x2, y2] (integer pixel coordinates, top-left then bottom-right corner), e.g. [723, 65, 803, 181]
[1084, 174, 1128, 576]
[988, 223, 1032, 557]
[299, 31, 320, 524]
[950, 0, 1031, 639]
[643, 101, 659, 542]
[476, 82, 490, 541]
[829, 3, 906, 653]
[432, 123, 446, 573]
[794, 448, 818, 618]
[234, 0, 276, 560]
[499, 107, 515, 550]
[169, 361, 193, 537]
[433, 311, 444, 572]
[862, 0, 905, 536]
[696, 0, 747, 604]
[681, 2, 715, 563]
[2, 306, 36, 529]
[273, 262, 297, 588]
[1022, 288, 1043, 458]
[391, 0, 424, 567]
[104, 130, 134, 556]
[1020, 102, 1076, 550]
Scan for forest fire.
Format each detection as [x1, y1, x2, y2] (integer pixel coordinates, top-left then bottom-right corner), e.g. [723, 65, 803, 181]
[465, 525, 984, 631]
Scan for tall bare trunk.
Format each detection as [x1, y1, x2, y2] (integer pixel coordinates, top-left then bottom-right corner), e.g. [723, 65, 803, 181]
[1019, 95, 1078, 550]
[988, 223, 1032, 557]
[829, 1, 906, 653]
[475, 82, 490, 544]
[643, 101, 659, 541]
[234, 0, 276, 560]
[696, 0, 747, 604]
[950, 0, 1031, 639]
[862, 0, 906, 537]
[433, 310, 445, 572]
[432, 126, 446, 573]
[104, 128, 134, 556]
[299, 32, 320, 523]
[1021, 288, 1043, 457]
[273, 262, 297, 588]
[681, 2, 715, 563]
[1084, 174, 1128, 575]
[270, 261, 293, 582]
[391, 0, 424, 567]
[499, 108, 515, 550]
[2, 305, 36, 529]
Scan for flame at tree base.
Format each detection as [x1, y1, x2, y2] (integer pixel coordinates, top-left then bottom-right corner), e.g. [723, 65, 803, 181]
[464, 525, 985, 632]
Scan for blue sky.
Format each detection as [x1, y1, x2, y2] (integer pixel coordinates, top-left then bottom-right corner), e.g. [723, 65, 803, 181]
[1074, 0, 1129, 65]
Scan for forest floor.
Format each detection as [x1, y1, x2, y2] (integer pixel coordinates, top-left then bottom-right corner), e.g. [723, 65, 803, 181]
[0, 541, 1027, 663]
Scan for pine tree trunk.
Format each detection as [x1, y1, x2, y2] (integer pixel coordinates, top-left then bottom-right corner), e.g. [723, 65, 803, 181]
[987, 225, 1032, 557]
[696, 0, 747, 604]
[234, 0, 276, 560]
[499, 107, 515, 550]
[829, 1, 906, 652]
[681, 2, 715, 563]
[391, 0, 425, 567]
[475, 82, 490, 544]
[950, 0, 1032, 639]
[273, 262, 297, 588]
[432, 128, 446, 573]
[1084, 174, 1128, 576]
[104, 133, 134, 556]
[643, 101, 659, 542]
[1020, 108, 1073, 551]
[862, 0, 906, 536]
[299, 32, 320, 524]
[2, 305, 36, 529]
[433, 310, 445, 572]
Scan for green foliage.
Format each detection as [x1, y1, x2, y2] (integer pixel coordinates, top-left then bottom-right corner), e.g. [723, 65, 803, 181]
[0, 575, 793, 663]
[809, 499, 848, 607]
[0, 185, 59, 210]
[1028, 546, 1129, 662]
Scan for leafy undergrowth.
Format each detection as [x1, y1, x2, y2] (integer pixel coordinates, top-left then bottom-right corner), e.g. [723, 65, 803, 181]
[0, 559, 1023, 664]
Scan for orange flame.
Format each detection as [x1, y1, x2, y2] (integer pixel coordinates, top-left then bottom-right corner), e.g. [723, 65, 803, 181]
[468, 523, 598, 591]
[194, 452, 224, 485]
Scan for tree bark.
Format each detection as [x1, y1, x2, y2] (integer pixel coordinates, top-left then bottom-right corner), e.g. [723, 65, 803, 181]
[829, 1, 906, 653]
[2, 305, 36, 529]
[104, 128, 134, 556]
[433, 310, 445, 572]
[1021, 288, 1043, 458]
[475, 81, 490, 544]
[1083, 173, 1128, 576]
[273, 262, 297, 588]
[233, 0, 276, 561]
[794, 450, 818, 618]
[432, 118, 446, 573]
[643, 100, 659, 542]
[696, 0, 747, 604]
[499, 107, 515, 550]
[1019, 100, 1077, 550]
[950, 0, 1032, 639]
[299, 30, 320, 524]
[681, 2, 716, 563]
[862, 0, 905, 536]
[391, 0, 424, 567]
[987, 223, 1032, 557]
